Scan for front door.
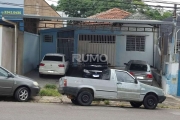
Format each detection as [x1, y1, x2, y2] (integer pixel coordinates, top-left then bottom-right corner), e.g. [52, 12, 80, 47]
[115, 70, 141, 101]
[0, 68, 14, 95]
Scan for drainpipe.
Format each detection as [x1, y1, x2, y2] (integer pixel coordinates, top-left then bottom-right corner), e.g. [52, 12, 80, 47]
[2, 17, 17, 74]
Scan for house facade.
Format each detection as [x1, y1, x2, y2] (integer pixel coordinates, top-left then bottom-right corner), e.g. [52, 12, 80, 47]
[39, 8, 156, 67]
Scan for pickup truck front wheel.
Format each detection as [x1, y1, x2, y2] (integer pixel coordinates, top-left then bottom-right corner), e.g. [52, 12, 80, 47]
[77, 91, 93, 106]
[130, 102, 143, 108]
[143, 95, 158, 109]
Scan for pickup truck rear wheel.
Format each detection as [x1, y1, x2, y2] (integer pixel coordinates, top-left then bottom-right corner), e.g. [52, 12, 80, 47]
[143, 95, 158, 109]
[77, 91, 93, 106]
[71, 99, 79, 105]
[130, 102, 143, 108]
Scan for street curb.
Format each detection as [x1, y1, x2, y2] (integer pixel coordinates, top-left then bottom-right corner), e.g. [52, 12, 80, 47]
[30, 96, 180, 109]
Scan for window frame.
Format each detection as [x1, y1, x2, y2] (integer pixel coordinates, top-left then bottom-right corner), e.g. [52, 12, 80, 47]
[126, 35, 145, 52]
[0, 67, 9, 77]
[44, 35, 53, 42]
[115, 71, 135, 83]
[100, 69, 111, 80]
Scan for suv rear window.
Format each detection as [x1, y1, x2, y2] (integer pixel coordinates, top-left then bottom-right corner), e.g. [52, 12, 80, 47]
[129, 64, 147, 71]
[43, 55, 63, 62]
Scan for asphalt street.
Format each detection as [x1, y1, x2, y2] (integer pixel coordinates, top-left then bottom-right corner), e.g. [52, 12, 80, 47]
[0, 102, 180, 120]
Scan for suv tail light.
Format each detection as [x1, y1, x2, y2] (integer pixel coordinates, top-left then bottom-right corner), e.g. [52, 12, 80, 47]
[129, 72, 134, 76]
[40, 63, 45, 66]
[58, 64, 64, 67]
[147, 74, 153, 78]
[64, 79, 67, 87]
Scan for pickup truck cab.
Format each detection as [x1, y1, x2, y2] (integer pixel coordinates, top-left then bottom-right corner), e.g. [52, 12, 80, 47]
[58, 69, 166, 109]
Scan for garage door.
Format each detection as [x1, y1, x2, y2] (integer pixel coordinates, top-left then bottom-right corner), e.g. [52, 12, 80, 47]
[78, 35, 116, 66]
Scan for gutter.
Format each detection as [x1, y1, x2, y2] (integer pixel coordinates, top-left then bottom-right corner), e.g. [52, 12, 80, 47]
[2, 17, 18, 74]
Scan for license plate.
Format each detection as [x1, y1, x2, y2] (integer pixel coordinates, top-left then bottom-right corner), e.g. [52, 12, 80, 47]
[48, 71, 54, 73]
[93, 74, 99, 77]
[137, 76, 144, 79]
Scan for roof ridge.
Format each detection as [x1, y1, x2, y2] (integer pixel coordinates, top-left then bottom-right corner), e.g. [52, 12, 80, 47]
[88, 8, 131, 19]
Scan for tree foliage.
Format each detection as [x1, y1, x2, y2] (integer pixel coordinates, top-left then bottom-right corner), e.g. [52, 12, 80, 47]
[51, 4, 57, 11]
[55, 0, 172, 20]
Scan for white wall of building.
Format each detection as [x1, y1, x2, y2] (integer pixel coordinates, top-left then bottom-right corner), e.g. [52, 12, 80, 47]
[23, 32, 39, 74]
[116, 29, 154, 66]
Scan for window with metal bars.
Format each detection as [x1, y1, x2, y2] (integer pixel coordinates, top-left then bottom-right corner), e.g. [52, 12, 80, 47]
[44, 35, 53, 42]
[126, 36, 145, 52]
[79, 35, 115, 43]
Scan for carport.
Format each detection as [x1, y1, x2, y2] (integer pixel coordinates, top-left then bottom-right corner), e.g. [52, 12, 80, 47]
[2, 14, 173, 81]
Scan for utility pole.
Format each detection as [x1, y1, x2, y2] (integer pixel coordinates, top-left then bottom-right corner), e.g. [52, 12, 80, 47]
[170, 4, 177, 62]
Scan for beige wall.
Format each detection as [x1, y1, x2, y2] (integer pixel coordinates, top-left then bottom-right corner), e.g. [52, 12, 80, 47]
[17, 32, 24, 75]
[1, 26, 24, 74]
[24, 0, 63, 30]
[24, 0, 60, 17]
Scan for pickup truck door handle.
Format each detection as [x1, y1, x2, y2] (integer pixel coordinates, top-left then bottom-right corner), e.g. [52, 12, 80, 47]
[117, 82, 122, 84]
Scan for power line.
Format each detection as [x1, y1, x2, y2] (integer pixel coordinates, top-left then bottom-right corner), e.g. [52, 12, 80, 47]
[0, 1, 180, 10]
[143, 0, 180, 5]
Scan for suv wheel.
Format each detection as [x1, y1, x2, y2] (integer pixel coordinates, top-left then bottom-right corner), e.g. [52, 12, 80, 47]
[77, 90, 93, 106]
[130, 102, 143, 108]
[15, 87, 30, 102]
[143, 95, 158, 109]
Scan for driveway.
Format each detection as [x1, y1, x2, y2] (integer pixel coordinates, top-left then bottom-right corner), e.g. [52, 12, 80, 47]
[25, 67, 83, 87]
[25, 67, 160, 88]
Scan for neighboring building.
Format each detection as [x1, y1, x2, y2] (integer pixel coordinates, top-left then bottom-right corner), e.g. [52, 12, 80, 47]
[0, 0, 62, 74]
[39, 8, 156, 67]
[159, 16, 180, 96]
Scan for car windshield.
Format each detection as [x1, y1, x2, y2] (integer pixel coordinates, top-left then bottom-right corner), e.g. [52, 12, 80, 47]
[129, 64, 147, 71]
[43, 55, 63, 62]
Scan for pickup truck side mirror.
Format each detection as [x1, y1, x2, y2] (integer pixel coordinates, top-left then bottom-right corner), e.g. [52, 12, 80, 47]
[124, 63, 128, 66]
[134, 78, 138, 84]
[7, 73, 14, 78]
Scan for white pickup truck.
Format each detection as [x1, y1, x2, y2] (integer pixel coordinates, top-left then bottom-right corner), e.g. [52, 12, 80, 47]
[58, 69, 166, 109]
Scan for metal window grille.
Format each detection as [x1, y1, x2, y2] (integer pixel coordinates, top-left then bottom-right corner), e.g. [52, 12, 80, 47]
[44, 35, 53, 42]
[126, 36, 145, 51]
[177, 39, 180, 51]
[79, 35, 115, 43]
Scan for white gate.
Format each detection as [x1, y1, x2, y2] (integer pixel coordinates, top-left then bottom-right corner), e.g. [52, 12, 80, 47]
[78, 35, 116, 66]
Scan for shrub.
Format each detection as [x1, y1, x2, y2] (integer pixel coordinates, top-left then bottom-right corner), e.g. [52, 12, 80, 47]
[44, 84, 57, 89]
[104, 100, 110, 105]
[39, 89, 60, 97]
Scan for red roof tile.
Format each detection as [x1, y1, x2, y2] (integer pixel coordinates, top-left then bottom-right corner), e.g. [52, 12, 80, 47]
[88, 8, 131, 19]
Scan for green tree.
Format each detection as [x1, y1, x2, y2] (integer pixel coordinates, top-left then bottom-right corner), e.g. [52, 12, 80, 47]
[56, 0, 172, 20]
[51, 4, 57, 10]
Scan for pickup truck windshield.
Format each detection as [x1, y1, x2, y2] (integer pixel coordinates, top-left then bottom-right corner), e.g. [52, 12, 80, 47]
[100, 69, 110, 80]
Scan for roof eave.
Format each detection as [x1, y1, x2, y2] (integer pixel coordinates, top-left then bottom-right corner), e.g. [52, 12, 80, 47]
[2, 14, 174, 25]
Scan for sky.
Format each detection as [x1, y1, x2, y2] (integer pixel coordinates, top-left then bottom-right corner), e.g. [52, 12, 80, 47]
[45, 0, 180, 10]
